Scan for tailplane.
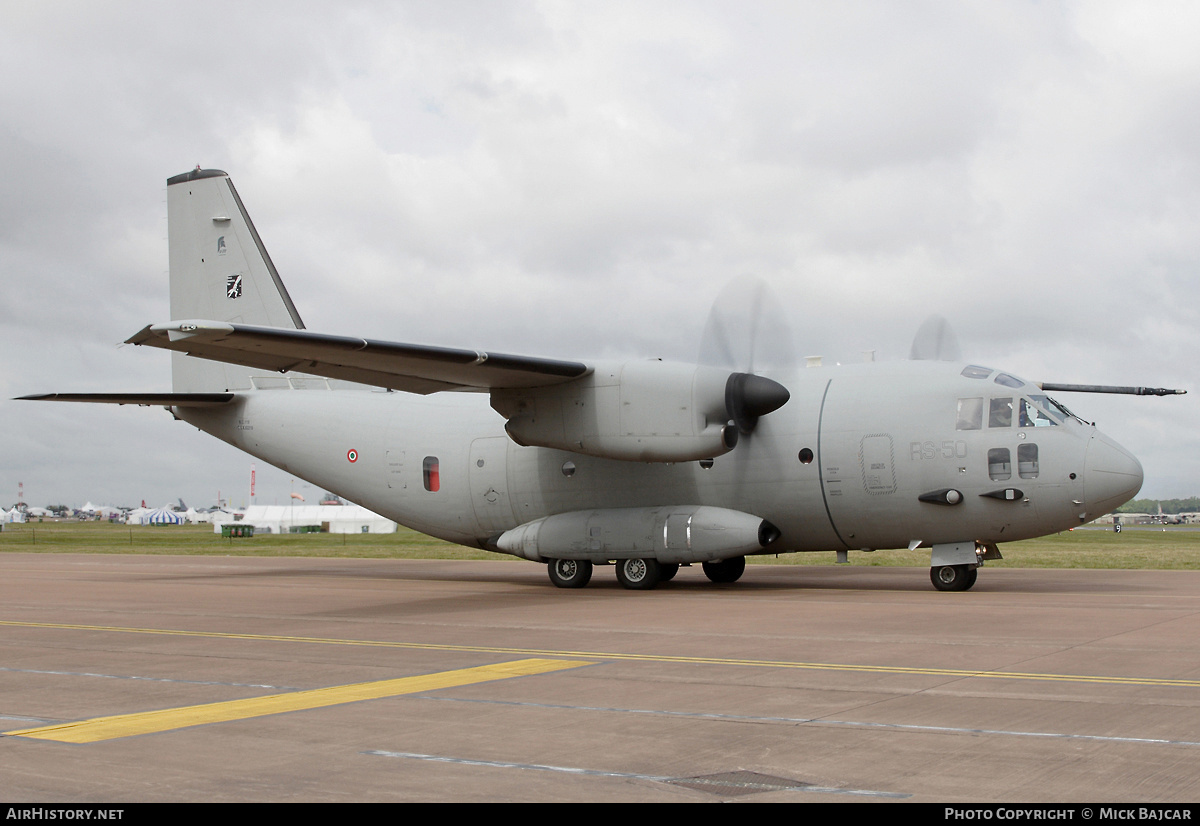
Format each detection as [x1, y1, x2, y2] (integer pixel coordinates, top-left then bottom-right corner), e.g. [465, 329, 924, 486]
[167, 168, 304, 391]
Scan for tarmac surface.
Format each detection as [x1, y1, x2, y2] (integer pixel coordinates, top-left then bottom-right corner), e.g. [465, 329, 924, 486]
[2, 553, 1200, 803]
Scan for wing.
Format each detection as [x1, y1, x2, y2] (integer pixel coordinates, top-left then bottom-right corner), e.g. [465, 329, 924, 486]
[15, 393, 234, 406]
[126, 320, 591, 394]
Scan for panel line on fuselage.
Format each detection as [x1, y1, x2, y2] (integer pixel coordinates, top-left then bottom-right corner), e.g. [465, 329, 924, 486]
[815, 378, 851, 551]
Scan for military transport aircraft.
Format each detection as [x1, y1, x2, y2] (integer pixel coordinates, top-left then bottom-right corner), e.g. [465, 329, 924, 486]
[22, 168, 1185, 591]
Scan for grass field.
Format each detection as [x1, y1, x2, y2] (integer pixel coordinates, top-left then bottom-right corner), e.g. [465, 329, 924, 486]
[2, 520, 1198, 569]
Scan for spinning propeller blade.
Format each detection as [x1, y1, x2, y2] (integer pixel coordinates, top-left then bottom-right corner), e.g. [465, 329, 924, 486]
[699, 277, 793, 437]
[909, 315, 962, 362]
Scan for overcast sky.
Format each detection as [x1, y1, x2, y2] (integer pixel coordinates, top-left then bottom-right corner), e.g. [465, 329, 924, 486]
[2, 1, 1196, 510]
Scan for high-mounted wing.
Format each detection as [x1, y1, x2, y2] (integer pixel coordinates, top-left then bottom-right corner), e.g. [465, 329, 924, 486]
[126, 320, 591, 394]
[15, 393, 235, 406]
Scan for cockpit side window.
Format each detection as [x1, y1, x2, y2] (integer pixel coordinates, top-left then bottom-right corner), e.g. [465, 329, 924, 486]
[1029, 393, 1082, 425]
[1019, 398, 1057, 427]
[989, 398, 1013, 428]
[957, 398, 983, 430]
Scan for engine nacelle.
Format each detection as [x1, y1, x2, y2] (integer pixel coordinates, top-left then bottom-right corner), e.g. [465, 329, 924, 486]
[495, 505, 780, 564]
[492, 360, 749, 462]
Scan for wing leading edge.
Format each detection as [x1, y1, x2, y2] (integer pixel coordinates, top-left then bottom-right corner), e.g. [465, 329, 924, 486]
[16, 393, 235, 406]
[126, 320, 592, 394]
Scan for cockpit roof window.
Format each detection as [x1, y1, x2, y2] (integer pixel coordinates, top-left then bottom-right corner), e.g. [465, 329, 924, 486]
[994, 373, 1025, 389]
[961, 365, 992, 379]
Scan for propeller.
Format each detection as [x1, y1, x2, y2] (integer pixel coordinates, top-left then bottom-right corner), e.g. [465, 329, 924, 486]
[699, 277, 793, 440]
[700, 276, 792, 449]
[700, 276, 796, 372]
[909, 315, 962, 361]
[697, 277, 792, 539]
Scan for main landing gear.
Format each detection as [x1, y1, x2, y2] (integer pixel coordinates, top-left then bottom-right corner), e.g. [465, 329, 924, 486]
[930, 564, 978, 592]
[615, 558, 661, 590]
[544, 556, 744, 590]
[547, 558, 592, 588]
[702, 556, 746, 584]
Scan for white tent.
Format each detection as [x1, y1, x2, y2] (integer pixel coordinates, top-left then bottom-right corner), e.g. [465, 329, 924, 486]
[221, 504, 396, 534]
[80, 502, 122, 517]
[183, 508, 240, 525]
[131, 506, 184, 525]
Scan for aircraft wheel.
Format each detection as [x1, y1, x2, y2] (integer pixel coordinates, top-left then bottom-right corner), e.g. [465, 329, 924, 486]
[930, 564, 977, 592]
[659, 563, 680, 582]
[702, 556, 746, 584]
[963, 566, 978, 589]
[547, 558, 593, 589]
[615, 558, 661, 590]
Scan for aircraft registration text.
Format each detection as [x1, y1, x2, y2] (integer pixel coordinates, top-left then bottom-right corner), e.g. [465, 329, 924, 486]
[911, 440, 968, 460]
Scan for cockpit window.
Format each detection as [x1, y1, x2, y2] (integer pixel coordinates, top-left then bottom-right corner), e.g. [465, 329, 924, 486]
[961, 365, 992, 379]
[1019, 398, 1057, 427]
[957, 398, 983, 430]
[1029, 393, 1085, 425]
[994, 373, 1025, 389]
[989, 397, 1013, 428]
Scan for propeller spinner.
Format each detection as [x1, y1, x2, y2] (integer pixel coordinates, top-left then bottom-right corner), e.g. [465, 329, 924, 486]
[725, 372, 790, 436]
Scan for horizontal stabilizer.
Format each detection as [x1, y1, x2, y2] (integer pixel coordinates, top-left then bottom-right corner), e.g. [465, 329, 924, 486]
[16, 392, 235, 407]
[127, 320, 591, 394]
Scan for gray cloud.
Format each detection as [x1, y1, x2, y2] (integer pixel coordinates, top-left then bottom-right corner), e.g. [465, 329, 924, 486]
[2, 1, 1195, 508]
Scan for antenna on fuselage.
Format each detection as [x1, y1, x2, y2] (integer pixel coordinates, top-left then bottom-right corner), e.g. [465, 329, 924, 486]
[1038, 383, 1186, 396]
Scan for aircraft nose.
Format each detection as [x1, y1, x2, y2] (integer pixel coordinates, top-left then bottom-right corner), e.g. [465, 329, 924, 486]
[1084, 431, 1144, 517]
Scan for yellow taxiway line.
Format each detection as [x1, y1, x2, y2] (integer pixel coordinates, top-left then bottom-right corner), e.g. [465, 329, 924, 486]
[2, 619, 1199, 689]
[5, 658, 589, 744]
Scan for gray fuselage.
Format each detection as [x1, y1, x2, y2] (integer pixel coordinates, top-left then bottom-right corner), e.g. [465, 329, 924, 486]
[177, 358, 1142, 557]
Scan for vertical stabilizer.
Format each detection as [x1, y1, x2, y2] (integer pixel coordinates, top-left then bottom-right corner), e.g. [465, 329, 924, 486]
[167, 168, 305, 391]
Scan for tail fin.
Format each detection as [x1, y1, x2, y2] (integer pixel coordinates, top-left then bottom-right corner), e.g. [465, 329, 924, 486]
[167, 168, 305, 391]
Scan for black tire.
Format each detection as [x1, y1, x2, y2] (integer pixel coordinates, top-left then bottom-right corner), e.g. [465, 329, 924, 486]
[615, 558, 661, 590]
[930, 564, 977, 592]
[702, 556, 746, 584]
[659, 563, 680, 582]
[547, 558, 593, 589]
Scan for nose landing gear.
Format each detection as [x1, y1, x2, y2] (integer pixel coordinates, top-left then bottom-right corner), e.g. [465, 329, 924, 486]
[930, 564, 978, 592]
[928, 541, 998, 592]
